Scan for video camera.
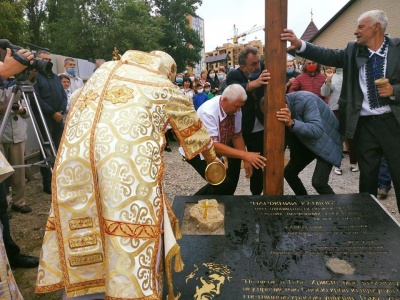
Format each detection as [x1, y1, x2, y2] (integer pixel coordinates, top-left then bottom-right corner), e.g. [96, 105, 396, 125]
[0, 39, 53, 76]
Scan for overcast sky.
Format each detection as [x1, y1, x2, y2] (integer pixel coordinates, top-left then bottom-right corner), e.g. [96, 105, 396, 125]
[196, 0, 350, 52]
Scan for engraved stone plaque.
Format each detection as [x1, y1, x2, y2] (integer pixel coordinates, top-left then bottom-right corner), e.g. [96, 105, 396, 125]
[166, 193, 400, 299]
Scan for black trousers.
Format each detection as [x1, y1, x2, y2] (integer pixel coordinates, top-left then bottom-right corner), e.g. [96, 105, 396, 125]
[285, 133, 334, 195]
[355, 113, 400, 209]
[39, 117, 64, 188]
[226, 131, 265, 195]
[0, 182, 20, 263]
[186, 155, 238, 195]
[243, 131, 264, 195]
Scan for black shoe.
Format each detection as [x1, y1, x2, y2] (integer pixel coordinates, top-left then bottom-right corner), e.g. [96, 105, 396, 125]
[43, 186, 52, 194]
[378, 188, 389, 200]
[11, 204, 32, 214]
[10, 254, 39, 269]
[164, 146, 172, 152]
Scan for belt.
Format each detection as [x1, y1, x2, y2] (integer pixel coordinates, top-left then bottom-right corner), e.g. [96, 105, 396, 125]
[359, 112, 394, 120]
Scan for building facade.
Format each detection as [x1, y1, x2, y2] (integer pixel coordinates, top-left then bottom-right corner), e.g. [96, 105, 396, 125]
[204, 40, 265, 71]
[310, 0, 400, 49]
[187, 15, 205, 77]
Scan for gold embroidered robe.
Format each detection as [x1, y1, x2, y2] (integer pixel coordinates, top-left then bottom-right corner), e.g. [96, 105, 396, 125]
[35, 50, 212, 299]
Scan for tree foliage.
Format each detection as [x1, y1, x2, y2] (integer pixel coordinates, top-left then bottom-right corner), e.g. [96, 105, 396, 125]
[2, 0, 204, 69]
[0, 0, 28, 45]
[148, 0, 203, 71]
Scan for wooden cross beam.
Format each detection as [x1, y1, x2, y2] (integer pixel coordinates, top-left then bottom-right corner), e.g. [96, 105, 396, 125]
[263, 0, 288, 195]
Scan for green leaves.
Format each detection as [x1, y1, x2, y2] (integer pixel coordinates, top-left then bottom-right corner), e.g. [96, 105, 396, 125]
[0, 1, 27, 45]
[5, 0, 203, 70]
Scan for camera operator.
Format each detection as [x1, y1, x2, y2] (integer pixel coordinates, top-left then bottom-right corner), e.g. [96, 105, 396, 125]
[0, 79, 31, 214]
[33, 50, 67, 194]
[0, 45, 39, 269]
[0, 48, 33, 85]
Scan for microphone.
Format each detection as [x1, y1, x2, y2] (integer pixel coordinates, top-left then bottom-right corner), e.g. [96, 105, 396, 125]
[0, 39, 21, 50]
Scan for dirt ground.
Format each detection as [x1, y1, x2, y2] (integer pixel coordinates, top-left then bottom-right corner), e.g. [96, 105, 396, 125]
[8, 140, 399, 299]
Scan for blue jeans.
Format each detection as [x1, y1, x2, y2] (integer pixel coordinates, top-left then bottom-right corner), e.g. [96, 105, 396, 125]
[378, 156, 392, 190]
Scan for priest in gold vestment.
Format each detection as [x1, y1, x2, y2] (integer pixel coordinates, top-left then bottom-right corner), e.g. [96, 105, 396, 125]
[35, 50, 218, 299]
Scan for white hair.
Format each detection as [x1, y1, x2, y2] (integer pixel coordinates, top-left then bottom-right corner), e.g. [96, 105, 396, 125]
[221, 84, 247, 104]
[358, 10, 388, 32]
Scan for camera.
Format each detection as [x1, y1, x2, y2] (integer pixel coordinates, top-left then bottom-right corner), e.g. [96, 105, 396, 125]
[0, 39, 53, 75]
[11, 103, 19, 111]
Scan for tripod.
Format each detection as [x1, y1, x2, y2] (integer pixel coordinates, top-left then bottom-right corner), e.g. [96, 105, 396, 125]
[0, 81, 57, 172]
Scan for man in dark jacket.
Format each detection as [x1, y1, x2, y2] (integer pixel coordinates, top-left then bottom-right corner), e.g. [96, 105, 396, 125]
[281, 10, 400, 211]
[226, 47, 270, 195]
[277, 91, 342, 195]
[34, 50, 67, 194]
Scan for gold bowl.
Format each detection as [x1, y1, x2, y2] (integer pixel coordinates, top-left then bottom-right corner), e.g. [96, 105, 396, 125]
[205, 161, 226, 185]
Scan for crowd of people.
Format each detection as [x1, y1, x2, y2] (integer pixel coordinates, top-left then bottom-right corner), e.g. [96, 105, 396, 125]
[0, 7, 398, 300]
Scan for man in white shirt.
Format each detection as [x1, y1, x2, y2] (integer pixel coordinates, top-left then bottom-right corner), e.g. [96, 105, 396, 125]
[61, 57, 84, 93]
[185, 84, 266, 195]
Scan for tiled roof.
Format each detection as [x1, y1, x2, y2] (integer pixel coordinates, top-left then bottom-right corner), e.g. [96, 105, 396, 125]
[300, 21, 319, 42]
[204, 53, 230, 63]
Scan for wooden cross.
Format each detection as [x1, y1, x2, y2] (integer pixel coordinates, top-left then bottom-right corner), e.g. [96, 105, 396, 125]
[263, 0, 287, 195]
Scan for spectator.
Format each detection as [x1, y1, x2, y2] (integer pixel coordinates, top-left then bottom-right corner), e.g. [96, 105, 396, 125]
[193, 83, 209, 110]
[181, 76, 195, 101]
[321, 66, 358, 175]
[61, 57, 84, 93]
[276, 91, 342, 195]
[175, 72, 184, 86]
[199, 70, 208, 86]
[204, 82, 215, 99]
[289, 59, 326, 102]
[93, 58, 104, 72]
[59, 74, 71, 118]
[183, 84, 266, 195]
[285, 59, 300, 93]
[0, 80, 31, 213]
[34, 50, 67, 194]
[217, 69, 227, 95]
[188, 71, 196, 83]
[282, 9, 400, 211]
[207, 68, 219, 94]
